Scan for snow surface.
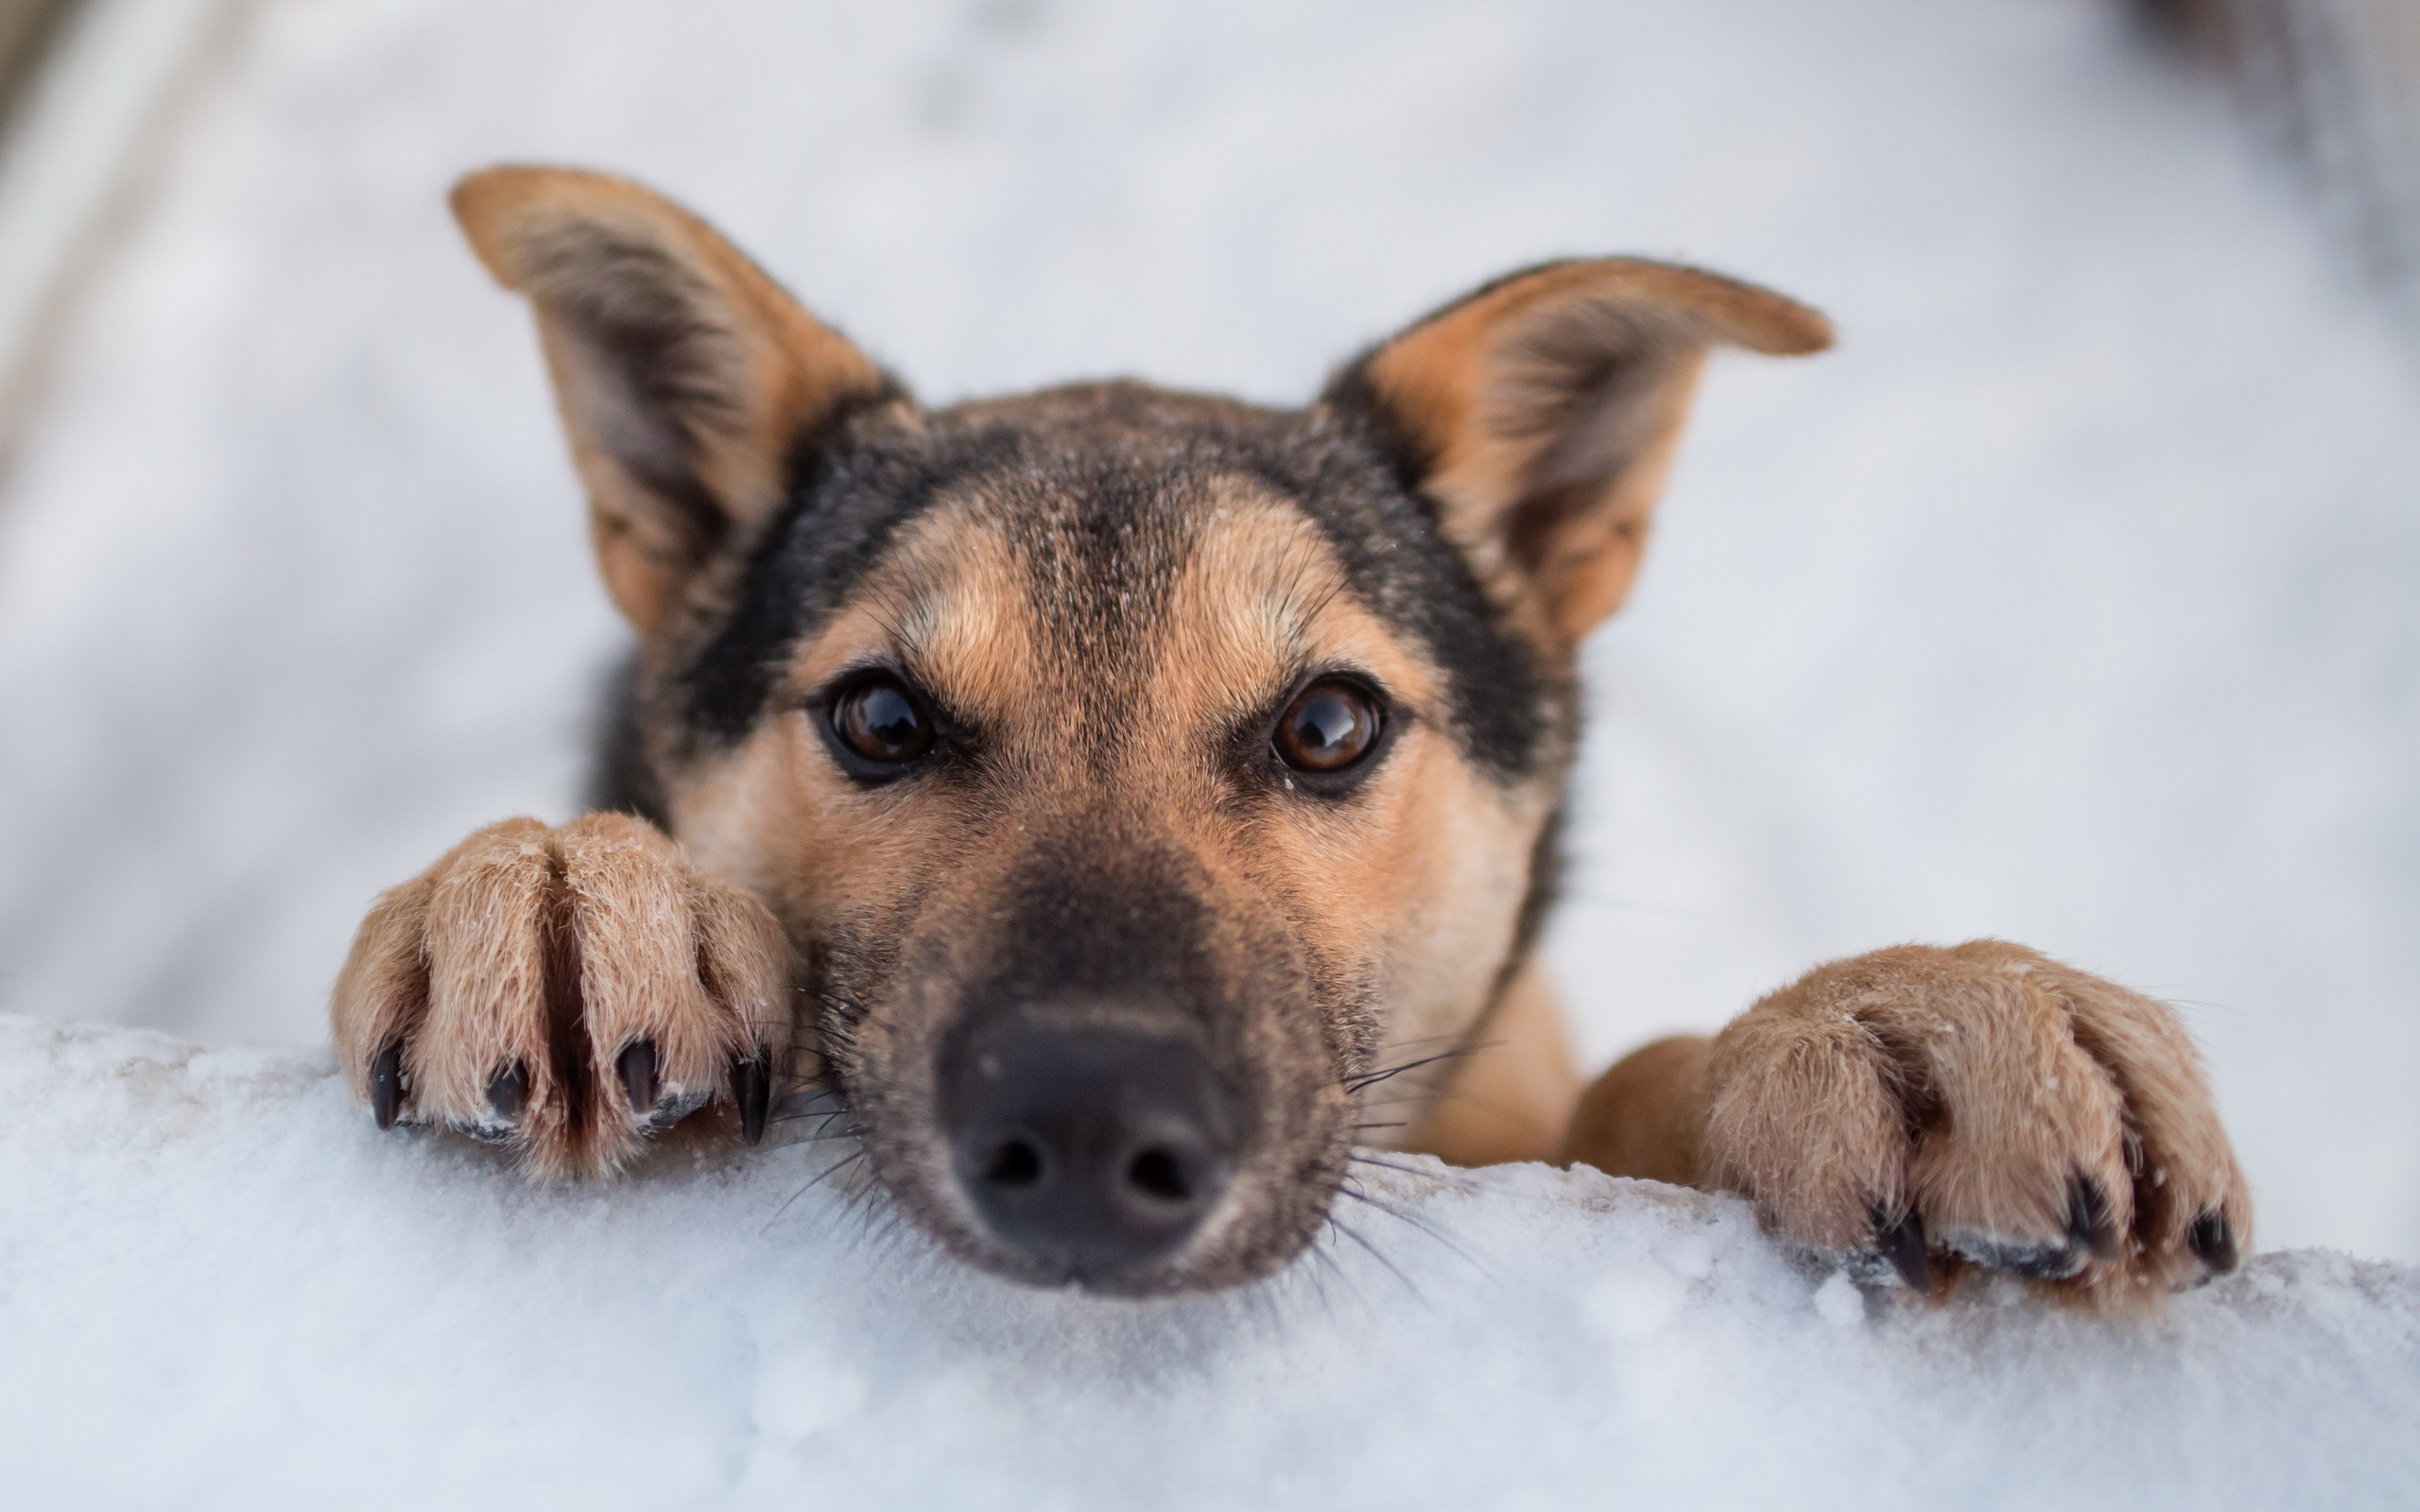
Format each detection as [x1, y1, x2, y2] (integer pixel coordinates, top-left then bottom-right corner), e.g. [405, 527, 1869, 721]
[2, 1014, 2413, 1509]
[1, 2, 2418, 1493]
[2, 0, 2417, 1267]
[2, 0, 2415, 1269]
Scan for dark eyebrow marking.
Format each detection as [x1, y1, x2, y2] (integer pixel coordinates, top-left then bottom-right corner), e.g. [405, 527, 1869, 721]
[681, 421, 1027, 742]
[669, 383, 1555, 782]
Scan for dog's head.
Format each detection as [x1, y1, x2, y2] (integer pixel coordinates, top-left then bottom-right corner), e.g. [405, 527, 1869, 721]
[453, 167, 1827, 1295]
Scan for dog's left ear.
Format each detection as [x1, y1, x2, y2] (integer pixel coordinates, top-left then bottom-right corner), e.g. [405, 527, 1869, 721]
[452, 166, 900, 637]
[1324, 260, 1830, 647]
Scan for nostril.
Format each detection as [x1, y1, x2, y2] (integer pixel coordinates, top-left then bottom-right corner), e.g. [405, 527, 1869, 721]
[1125, 1146, 1191, 1205]
[983, 1137, 1044, 1190]
[942, 1022, 1238, 1281]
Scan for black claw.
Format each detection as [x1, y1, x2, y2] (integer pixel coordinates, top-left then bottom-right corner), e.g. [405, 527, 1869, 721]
[2067, 1174, 2119, 1262]
[1874, 1203, 1934, 1294]
[618, 1040, 660, 1114]
[2188, 1210, 2239, 1275]
[371, 1040, 404, 1131]
[487, 1060, 529, 1124]
[734, 1054, 770, 1146]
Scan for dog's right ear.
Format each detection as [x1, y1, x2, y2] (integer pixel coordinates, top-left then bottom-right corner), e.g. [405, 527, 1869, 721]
[452, 166, 900, 637]
[1323, 259, 1829, 651]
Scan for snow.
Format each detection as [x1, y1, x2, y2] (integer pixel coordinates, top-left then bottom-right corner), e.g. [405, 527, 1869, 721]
[3, 0, 2417, 1263]
[3, 1014, 2413, 1508]
[1, 0, 2418, 1498]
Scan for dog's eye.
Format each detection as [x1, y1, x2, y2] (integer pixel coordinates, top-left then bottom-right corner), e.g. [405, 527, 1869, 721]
[1273, 680, 1380, 774]
[833, 677, 934, 765]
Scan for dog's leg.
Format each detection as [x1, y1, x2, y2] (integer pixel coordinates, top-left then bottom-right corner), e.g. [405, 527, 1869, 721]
[330, 814, 791, 1179]
[1562, 940, 2250, 1300]
[1559, 1034, 1711, 1189]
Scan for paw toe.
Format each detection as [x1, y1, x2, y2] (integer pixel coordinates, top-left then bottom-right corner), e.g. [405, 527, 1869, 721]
[734, 1054, 771, 1145]
[448, 1060, 535, 1144]
[617, 1040, 659, 1116]
[2188, 1209, 2240, 1278]
[1871, 1204, 1934, 1293]
[370, 1040, 405, 1131]
[1942, 1173, 2120, 1280]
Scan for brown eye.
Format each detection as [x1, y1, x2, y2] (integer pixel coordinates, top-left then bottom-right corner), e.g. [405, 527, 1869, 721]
[834, 678, 933, 765]
[1273, 680, 1380, 774]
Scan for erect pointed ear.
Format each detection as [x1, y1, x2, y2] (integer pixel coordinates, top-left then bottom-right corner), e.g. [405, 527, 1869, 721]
[452, 165, 902, 637]
[1323, 259, 1830, 648]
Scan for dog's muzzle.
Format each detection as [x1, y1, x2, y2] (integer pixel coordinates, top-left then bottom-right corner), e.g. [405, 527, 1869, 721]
[941, 1016, 1238, 1286]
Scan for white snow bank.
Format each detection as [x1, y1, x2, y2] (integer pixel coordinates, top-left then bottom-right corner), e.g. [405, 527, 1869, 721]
[0, 0, 2413, 1269]
[3, 1015, 2413, 1510]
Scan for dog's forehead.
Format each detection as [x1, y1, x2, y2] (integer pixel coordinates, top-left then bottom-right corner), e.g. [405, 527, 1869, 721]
[788, 476, 1439, 732]
[681, 382, 1554, 778]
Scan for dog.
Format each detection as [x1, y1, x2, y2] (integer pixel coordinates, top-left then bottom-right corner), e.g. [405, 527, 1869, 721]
[331, 165, 2249, 1302]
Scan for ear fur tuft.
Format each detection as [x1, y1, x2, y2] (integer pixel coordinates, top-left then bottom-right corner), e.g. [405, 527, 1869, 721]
[1326, 258, 1829, 647]
[452, 165, 900, 636]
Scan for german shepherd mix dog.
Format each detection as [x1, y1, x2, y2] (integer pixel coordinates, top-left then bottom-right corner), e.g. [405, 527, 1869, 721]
[333, 167, 2250, 1304]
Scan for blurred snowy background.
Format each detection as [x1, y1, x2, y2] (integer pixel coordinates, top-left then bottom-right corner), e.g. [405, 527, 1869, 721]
[0, 0, 2412, 1267]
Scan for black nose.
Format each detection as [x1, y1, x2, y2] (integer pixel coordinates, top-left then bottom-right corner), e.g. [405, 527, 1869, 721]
[942, 1022, 1237, 1283]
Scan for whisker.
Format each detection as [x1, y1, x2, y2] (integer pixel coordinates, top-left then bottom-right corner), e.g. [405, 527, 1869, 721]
[1346, 1153, 1444, 1180]
[1338, 1177, 1492, 1281]
[1362, 1032, 1472, 1054]
[1347, 1094, 1440, 1112]
[1344, 1042, 1499, 1095]
[769, 1105, 855, 1128]
[1327, 1211, 1420, 1299]
[761, 1148, 871, 1234]
[769, 1098, 846, 1124]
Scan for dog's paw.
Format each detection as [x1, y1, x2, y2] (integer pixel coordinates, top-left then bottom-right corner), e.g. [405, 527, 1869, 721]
[1703, 940, 2250, 1301]
[330, 814, 790, 1178]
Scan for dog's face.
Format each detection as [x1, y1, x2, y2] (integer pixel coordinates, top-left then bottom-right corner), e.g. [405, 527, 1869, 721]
[453, 168, 1827, 1294]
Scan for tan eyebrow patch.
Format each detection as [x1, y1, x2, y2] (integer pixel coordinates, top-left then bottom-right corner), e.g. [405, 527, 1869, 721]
[1147, 483, 1444, 737]
[777, 501, 1042, 727]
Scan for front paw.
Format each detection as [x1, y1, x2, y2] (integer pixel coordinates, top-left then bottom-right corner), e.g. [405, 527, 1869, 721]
[1703, 940, 2250, 1300]
[330, 814, 791, 1178]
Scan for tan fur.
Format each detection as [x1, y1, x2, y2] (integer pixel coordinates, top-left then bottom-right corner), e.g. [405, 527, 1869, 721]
[331, 812, 787, 1178]
[1562, 940, 2253, 1301]
[1401, 958, 1581, 1168]
[670, 480, 1558, 1206]
[330, 166, 2250, 1305]
[451, 166, 893, 634]
[1357, 260, 1830, 646]
[674, 510, 1046, 917]
[671, 483, 1552, 1088]
[1555, 1031, 1708, 1187]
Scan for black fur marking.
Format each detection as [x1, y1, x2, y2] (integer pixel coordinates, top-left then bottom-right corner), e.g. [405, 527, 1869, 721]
[587, 652, 668, 824]
[667, 384, 1555, 782]
[1500, 802, 1566, 988]
[939, 840, 1274, 1116]
[1251, 415, 1555, 781]
[681, 419, 1027, 742]
[978, 844, 1223, 1010]
[1314, 364, 1437, 502]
